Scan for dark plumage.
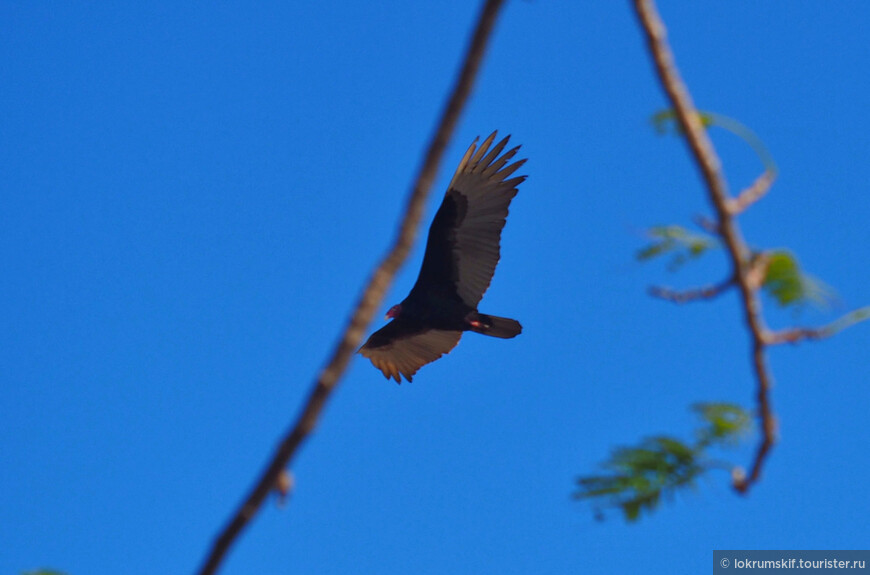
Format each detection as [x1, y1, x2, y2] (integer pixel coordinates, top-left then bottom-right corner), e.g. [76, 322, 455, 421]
[358, 132, 525, 383]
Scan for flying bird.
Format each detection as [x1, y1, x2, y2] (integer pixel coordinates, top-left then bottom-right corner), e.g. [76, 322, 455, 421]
[358, 132, 525, 383]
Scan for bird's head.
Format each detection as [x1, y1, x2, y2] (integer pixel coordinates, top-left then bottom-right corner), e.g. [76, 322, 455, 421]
[385, 304, 402, 320]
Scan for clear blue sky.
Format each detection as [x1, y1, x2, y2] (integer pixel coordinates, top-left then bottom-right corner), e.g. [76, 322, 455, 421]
[2, 2, 869, 574]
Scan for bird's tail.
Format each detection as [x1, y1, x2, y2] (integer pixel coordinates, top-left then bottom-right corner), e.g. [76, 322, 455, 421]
[469, 313, 522, 339]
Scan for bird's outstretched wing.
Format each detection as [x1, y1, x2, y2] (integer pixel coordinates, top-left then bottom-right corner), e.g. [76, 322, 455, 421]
[358, 321, 462, 383]
[410, 132, 526, 307]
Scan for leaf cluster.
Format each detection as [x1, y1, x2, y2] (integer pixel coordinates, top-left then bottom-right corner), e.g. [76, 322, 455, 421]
[640, 228, 837, 312]
[761, 250, 834, 310]
[636, 225, 719, 271]
[574, 403, 751, 521]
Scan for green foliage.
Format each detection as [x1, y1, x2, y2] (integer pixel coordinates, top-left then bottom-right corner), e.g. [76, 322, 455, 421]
[576, 437, 702, 521]
[575, 402, 751, 522]
[636, 108, 868, 517]
[651, 109, 778, 177]
[693, 402, 752, 448]
[636, 225, 719, 271]
[761, 250, 834, 310]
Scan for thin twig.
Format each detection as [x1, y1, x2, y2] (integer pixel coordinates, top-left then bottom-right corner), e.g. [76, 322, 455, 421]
[195, 2, 506, 573]
[693, 214, 719, 235]
[766, 307, 870, 344]
[765, 327, 830, 345]
[632, 0, 775, 494]
[649, 278, 733, 304]
[729, 171, 775, 216]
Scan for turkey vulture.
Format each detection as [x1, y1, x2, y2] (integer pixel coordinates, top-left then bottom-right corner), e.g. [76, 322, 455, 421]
[358, 132, 525, 383]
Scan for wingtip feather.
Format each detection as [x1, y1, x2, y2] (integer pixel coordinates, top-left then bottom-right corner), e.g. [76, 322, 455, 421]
[470, 132, 498, 165]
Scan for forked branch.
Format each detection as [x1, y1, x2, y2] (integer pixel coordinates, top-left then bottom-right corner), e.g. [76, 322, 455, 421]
[632, 0, 775, 494]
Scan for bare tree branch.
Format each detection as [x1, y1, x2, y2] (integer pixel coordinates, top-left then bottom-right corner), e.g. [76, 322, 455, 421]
[728, 171, 775, 216]
[766, 306, 870, 345]
[632, 0, 775, 494]
[648, 278, 733, 304]
[693, 214, 719, 235]
[766, 327, 830, 345]
[195, 2, 507, 573]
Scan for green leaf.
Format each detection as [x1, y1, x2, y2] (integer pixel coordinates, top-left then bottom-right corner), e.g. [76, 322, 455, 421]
[762, 250, 835, 309]
[575, 435, 703, 522]
[651, 109, 778, 178]
[692, 402, 752, 447]
[576, 403, 752, 521]
[653, 436, 696, 464]
[623, 499, 642, 521]
[637, 225, 719, 271]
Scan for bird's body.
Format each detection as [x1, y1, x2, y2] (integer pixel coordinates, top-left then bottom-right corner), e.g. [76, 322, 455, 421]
[358, 132, 525, 383]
